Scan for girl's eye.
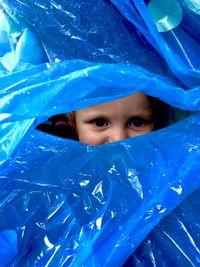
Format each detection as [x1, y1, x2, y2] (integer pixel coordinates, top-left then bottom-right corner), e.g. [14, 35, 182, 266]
[128, 118, 146, 128]
[91, 118, 108, 127]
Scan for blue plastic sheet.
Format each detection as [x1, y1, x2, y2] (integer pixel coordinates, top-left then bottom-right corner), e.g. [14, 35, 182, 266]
[1, 0, 200, 266]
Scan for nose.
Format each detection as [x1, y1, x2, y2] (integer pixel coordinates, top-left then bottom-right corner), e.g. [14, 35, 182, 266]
[108, 128, 128, 143]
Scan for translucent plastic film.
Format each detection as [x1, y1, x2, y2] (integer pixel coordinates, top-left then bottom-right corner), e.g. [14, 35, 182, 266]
[0, 1, 200, 266]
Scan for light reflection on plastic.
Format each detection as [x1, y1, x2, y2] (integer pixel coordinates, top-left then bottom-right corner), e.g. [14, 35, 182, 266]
[184, 0, 200, 15]
[127, 169, 143, 199]
[73, 240, 79, 249]
[187, 144, 199, 152]
[21, 226, 25, 238]
[170, 185, 183, 194]
[0, 112, 11, 121]
[47, 200, 65, 220]
[92, 181, 104, 202]
[44, 235, 54, 249]
[0, 9, 10, 33]
[51, 2, 62, 10]
[111, 210, 116, 218]
[88, 221, 95, 230]
[145, 205, 167, 219]
[148, 0, 200, 33]
[44, 244, 61, 267]
[108, 164, 118, 174]
[178, 219, 198, 247]
[96, 217, 103, 230]
[79, 179, 90, 187]
[148, 0, 183, 32]
[196, 255, 200, 263]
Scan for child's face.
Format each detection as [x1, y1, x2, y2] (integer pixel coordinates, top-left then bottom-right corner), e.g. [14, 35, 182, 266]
[75, 92, 154, 146]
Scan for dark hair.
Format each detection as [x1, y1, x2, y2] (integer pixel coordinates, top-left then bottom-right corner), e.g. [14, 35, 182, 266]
[36, 113, 78, 140]
[149, 97, 171, 130]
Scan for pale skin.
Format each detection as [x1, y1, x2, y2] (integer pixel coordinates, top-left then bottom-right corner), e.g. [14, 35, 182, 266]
[74, 92, 154, 146]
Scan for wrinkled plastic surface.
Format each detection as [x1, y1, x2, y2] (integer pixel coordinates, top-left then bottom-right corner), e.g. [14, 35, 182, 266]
[1, 0, 200, 266]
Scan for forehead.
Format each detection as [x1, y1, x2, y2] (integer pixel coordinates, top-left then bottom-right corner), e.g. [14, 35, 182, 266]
[76, 92, 152, 116]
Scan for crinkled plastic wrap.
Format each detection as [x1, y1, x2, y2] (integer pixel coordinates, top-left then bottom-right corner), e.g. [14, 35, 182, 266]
[0, 0, 200, 266]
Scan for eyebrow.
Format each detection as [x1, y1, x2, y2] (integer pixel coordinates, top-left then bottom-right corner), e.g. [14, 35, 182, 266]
[130, 111, 153, 118]
[81, 110, 153, 120]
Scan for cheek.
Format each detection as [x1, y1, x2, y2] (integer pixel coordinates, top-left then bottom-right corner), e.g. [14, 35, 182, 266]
[76, 127, 88, 143]
[128, 124, 154, 137]
[80, 134, 104, 146]
[148, 123, 155, 132]
[143, 123, 155, 134]
[77, 127, 105, 146]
